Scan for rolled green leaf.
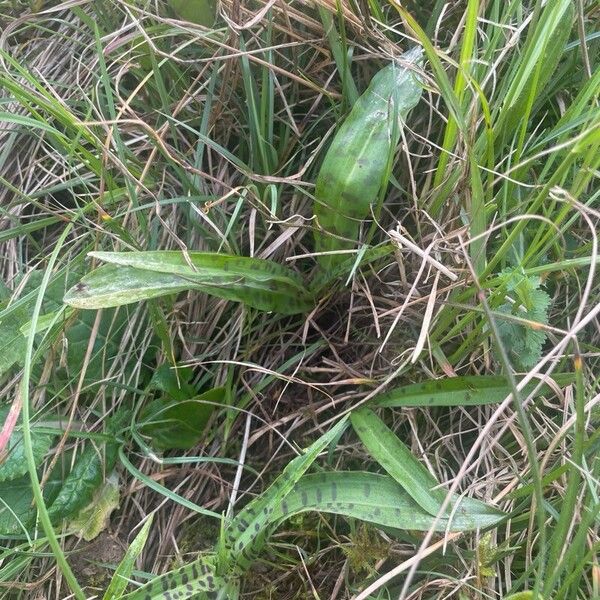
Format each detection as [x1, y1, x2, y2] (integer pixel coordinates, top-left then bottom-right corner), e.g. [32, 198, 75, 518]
[313, 47, 423, 270]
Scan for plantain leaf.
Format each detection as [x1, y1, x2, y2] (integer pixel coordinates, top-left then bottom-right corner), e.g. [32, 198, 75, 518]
[374, 374, 575, 408]
[272, 471, 505, 532]
[59, 306, 148, 392]
[103, 515, 154, 600]
[1, 268, 149, 391]
[47, 439, 119, 523]
[0, 475, 39, 537]
[0, 473, 63, 536]
[350, 407, 446, 516]
[69, 472, 120, 541]
[147, 363, 197, 400]
[64, 252, 314, 314]
[139, 387, 222, 450]
[0, 407, 54, 482]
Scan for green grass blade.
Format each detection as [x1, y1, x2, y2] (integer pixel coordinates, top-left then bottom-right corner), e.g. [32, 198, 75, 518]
[118, 448, 221, 520]
[318, 5, 359, 107]
[432, 0, 479, 187]
[18, 225, 86, 600]
[543, 353, 588, 595]
[495, 0, 574, 145]
[103, 517, 154, 600]
[374, 374, 575, 407]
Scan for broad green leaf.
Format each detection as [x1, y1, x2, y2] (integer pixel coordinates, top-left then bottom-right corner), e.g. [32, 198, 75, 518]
[89, 251, 304, 286]
[0, 269, 72, 378]
[272, 472, 505, 532]
[60, 306, 147, 391]
[64, 252, 314, 314]
[69, 472, 120, 541]
[313, 49, 423, 270]
[20, 309, 67, 337]
[350, 408, 446, 516]
[63, 264, 202, 309]
[103, 515, 154, 600]
[0, 475, 42, 536]
[120, 555, 224, 600]
[374, 374, 575, 408]
[502, 594, 541, 600]
[224, 417, 349, 566]
[47, 439, 119, 523]
[29, 304, 151, 396]
[0, 307, 29, 377]
[169, 0, 216, 27]
[139, 387, 222, 450]
[0, 407, 54, 482]
[0, 473, 62, 536]
[1, 269, 148, 391]
[147, 364, 197, 401]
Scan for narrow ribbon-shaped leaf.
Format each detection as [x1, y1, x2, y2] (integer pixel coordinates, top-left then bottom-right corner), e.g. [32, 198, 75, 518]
[103, 515, 153, 600]
[374, 374, 575, 407]
[272, 471, 504, 532]
[351, 407, 446, 516]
